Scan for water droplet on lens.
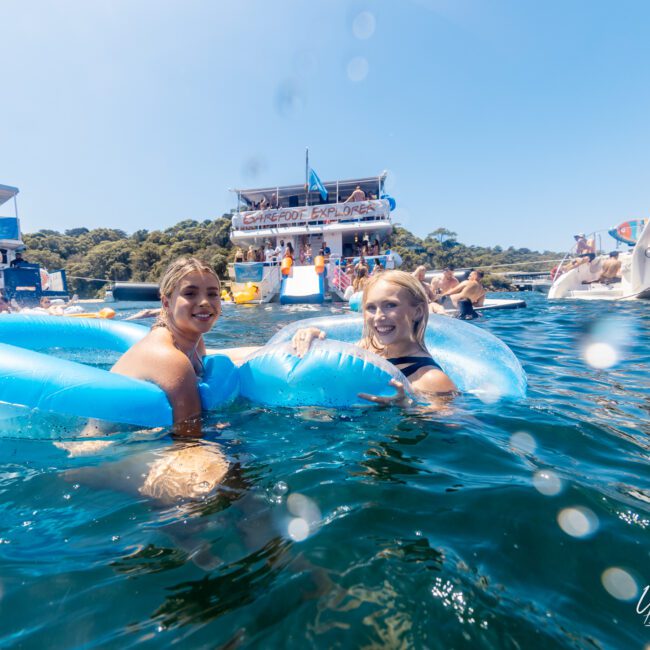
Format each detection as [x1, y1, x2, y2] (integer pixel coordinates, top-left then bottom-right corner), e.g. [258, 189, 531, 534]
[557, 506, 599, 538]
[347, 57, 369, 82]
[63, 494, 71, 501]
[532, 470, 562, 496]
[352, 11, 376, 39]
[583, 342, 618, 369]
[275, 80, 304, 119]
[601, 567, 638, 600]
[510, 431, 536, 455]
[288, 517, 310, 541]
[273, 481, 288, 496]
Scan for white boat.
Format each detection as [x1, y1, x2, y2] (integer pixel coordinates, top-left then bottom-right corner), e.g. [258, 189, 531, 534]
[548, 220, 650, 301]
[0, 184, 69, 304]
[228, 172, 400, 304]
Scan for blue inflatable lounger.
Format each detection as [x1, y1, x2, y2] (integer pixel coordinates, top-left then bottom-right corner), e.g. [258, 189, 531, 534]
[0, 315, 239, 428]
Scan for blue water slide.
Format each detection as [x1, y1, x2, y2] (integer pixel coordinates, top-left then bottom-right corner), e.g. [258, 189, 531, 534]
[280, 266, 325, 305]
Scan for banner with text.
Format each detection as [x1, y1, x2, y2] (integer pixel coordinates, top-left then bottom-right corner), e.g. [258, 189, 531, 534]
[232, 200, 390, 231]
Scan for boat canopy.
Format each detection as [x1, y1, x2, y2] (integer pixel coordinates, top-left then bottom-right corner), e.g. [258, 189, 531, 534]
[0, 184, 19, 208]
[232, 173, 388, 210]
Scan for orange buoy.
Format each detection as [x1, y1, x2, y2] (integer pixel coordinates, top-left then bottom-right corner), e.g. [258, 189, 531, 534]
[314, 255, 325, 274]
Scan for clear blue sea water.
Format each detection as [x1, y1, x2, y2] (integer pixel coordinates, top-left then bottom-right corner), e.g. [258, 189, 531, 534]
[0, 293, 649, 649]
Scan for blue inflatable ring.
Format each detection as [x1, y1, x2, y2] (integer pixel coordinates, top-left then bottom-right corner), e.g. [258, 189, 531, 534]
[0, 315, 239, 427]
[252, 315, 526, 401]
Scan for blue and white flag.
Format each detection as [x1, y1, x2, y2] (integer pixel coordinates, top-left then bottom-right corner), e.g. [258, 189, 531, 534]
[308, 168, 328, 201]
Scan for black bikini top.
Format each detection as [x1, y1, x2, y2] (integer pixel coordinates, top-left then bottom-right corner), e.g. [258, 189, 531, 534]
[386, 355, 442, 378]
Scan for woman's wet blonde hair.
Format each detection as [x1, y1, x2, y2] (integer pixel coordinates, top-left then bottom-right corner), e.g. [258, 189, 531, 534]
[360, 270, 429, 353]
[155, 257, 220, 329]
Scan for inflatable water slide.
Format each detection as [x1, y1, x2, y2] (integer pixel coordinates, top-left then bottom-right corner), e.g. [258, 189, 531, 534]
[280, 265, 325, 305]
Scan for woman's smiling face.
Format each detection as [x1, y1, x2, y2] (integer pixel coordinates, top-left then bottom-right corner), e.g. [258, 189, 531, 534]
[166, 271, 221, 336]
[363, 279, 423, 348]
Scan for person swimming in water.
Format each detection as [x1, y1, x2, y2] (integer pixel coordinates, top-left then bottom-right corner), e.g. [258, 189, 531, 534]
[110, 257, 223, 434]
[291, 270, 456, 404]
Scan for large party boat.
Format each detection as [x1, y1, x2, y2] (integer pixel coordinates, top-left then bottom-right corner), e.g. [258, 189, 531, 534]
[228, 172, 400, 303]
[0, 184, 69, 304]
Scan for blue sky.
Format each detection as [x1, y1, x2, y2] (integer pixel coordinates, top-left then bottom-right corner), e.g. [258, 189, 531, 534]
[1, 0, 649, 252]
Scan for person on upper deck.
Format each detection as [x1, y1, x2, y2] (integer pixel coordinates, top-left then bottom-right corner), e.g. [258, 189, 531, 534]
[345, 186, 366, 203]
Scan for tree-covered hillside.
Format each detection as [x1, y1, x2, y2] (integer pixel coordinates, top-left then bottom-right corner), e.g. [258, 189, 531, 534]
[22, 217, 561, 297]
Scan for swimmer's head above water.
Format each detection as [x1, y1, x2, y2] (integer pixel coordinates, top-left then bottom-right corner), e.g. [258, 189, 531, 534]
[156, 257, 222, 335]
[361, 270, 429, 354]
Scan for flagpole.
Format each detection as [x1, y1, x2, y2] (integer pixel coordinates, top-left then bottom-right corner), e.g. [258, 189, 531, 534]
[305, 147, 309, 206]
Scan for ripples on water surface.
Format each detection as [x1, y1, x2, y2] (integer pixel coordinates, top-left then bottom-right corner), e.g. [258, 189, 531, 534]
[0, 293, 648, 648]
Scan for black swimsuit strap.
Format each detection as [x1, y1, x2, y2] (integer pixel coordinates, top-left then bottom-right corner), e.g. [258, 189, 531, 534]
[387, 356, 442, 377]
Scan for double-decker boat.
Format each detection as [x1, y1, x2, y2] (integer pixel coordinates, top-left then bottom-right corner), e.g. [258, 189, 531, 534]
[0, 184, 69, 305]
[228, 172, 400, 303]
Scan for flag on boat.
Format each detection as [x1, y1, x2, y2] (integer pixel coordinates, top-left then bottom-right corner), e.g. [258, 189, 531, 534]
[308, 168, 328, 201]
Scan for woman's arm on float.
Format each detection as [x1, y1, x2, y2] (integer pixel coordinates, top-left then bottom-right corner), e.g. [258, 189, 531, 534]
[291, 327, 326, 357]
[111, 342, 203, 436]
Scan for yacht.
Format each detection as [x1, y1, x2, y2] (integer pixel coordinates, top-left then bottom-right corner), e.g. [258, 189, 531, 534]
[228, 172, 400, 303]
[0, 184, 69, 305]
[548, 220, 650, 301]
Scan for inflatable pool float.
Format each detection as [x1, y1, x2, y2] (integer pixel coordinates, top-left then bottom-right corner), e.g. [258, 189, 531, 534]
[240, 315, 526, 405]
[0, 315, 239, 427]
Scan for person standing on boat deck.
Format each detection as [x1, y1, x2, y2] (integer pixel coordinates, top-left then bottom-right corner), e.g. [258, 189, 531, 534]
[284, 242, 294, 260]
[345, 185, 366, 203]
[305, 243, 313, 264]
[10, 252, 29, 267]
[246, 245, 255, 262]
[264, 243, 275, 264]
[234, 247, 244, 263]
[440, 270, 486, 308]
[321, 240, 331, 261]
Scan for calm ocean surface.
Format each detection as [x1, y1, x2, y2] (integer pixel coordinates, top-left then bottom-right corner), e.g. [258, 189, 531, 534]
[0, 293, 648, 649]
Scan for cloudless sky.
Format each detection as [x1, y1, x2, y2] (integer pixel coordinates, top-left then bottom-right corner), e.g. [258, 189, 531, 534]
[1, 0, 649, 251]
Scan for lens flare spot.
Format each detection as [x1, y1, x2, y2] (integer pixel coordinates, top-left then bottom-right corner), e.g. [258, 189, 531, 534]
[352, 11, 376, 39]
[582, 342, 618, 369]
[347, 57, 369, 82]
[557, 506, 599, 538]
[601, 567, 638, 601]
[288, 517, 310, 542]
[532, 470, 562, 496]
[510, 431, 536, 455]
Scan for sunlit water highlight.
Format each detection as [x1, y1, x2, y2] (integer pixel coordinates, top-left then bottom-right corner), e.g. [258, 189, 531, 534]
[0, 293, 648, 648]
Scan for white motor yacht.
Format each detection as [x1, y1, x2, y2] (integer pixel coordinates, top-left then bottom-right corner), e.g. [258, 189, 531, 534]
[548, 220, 650, 301]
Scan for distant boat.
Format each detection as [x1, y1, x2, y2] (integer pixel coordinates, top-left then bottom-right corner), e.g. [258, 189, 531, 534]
[228, 171, 400, 304]
[0, 183, 69, 304]
[548, 221, 650, 301]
